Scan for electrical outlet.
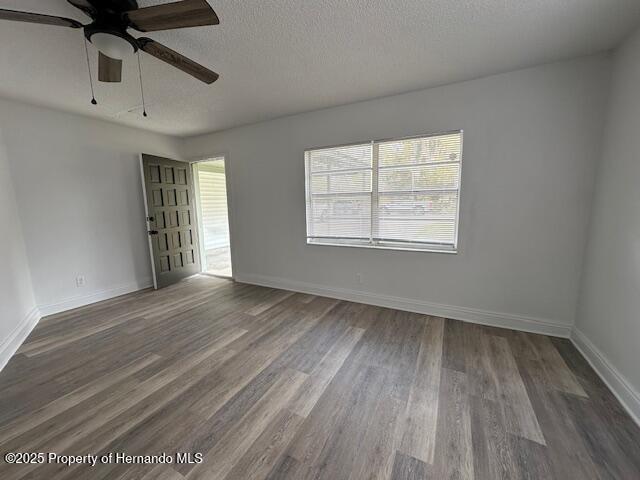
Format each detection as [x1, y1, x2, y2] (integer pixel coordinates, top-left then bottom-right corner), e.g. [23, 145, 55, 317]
[356, 273, 363, 285]
[76, 275, 86, 287]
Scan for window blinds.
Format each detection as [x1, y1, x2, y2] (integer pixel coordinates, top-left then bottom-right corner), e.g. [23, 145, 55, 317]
[305, 131, 462, 252]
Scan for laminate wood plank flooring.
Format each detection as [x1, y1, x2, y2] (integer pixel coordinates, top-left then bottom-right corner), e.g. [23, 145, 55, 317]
[0, 274, 638, 479]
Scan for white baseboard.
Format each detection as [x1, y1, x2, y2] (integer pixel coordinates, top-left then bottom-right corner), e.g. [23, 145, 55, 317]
[571, 328, 640, 426]
[38, 277, 153, 317]
[235, 273, 572, 337]
[0, 307, 40, 372]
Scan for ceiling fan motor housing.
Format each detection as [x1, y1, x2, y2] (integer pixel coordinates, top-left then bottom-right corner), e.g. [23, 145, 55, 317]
[84, 0, 139, 59]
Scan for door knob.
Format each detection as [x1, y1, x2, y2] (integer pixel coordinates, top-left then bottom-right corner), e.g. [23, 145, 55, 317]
[148, 230, 159, 235]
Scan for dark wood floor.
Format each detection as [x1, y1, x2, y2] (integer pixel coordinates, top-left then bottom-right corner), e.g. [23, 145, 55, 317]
[0, 275, 638, 479]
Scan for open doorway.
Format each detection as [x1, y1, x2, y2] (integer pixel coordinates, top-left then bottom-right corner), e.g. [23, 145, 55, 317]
[193, 157, 232, 277]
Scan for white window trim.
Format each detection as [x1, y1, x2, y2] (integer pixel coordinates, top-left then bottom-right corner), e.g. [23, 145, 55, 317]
[304, 130, 463, 254]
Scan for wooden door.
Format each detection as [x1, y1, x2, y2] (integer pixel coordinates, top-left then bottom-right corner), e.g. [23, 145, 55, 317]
[141, 154, 201, 289]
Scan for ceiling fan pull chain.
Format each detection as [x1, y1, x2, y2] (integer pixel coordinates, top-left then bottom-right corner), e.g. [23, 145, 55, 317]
[83, 36, 97, 105]
[137, 52, 148, 117]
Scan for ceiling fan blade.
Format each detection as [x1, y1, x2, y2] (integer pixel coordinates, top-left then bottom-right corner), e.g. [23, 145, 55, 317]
[98, 52, 123, 82]
[138, 38, 218, 84]
[66, 0, 96, 18]
[126, 0, 219, 32]
[0, 8, 83, 28]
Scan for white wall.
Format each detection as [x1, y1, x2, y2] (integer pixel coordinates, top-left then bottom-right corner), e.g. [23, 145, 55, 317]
[0, 98, 184, 315]
[575, 28, 640, 421]
[185, 54, 611, 335]
[0, 127, 38, 368]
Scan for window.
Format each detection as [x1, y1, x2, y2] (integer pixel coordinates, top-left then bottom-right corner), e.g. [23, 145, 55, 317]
[305, 131, 462, 252]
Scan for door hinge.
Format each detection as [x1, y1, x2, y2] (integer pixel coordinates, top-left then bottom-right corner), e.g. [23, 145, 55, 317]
[148, 230, 159, 235]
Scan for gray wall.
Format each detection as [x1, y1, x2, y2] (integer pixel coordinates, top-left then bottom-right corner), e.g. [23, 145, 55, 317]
[0, 98, 184, 314]
[186, 54, 611, 332]
[0, 127, 37, 368]
[576, 27, 640, 415]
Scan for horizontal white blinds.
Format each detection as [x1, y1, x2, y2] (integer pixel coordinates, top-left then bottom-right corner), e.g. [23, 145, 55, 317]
[305, 132, 462, 251]
[197, 162, 230, 250]
[376, 133, 461, 247]
[307, 144, 372, 240]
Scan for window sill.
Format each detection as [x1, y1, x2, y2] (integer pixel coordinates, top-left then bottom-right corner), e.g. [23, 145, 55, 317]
[306, 240, 458, 254]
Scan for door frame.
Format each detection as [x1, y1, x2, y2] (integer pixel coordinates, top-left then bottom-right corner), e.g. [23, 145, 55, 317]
[138, 154, 158, 288]
[190, 153, 236, 280]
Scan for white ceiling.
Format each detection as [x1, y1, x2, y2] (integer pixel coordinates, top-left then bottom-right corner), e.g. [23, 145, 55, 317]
[1, 0, 639, 137]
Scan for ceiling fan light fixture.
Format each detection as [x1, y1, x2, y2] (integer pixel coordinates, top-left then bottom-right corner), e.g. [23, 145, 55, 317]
[0, 0, 221, 85]
[89, 33, 135, 60]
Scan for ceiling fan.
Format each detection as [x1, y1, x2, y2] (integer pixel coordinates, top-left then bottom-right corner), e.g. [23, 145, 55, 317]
[0, 0, 220, 85]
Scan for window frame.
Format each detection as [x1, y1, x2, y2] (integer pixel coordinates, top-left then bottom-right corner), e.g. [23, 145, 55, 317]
[304, 130, 463, 254]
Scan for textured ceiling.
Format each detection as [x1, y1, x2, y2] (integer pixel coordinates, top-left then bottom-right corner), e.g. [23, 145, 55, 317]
[1, 0, 639, 137]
